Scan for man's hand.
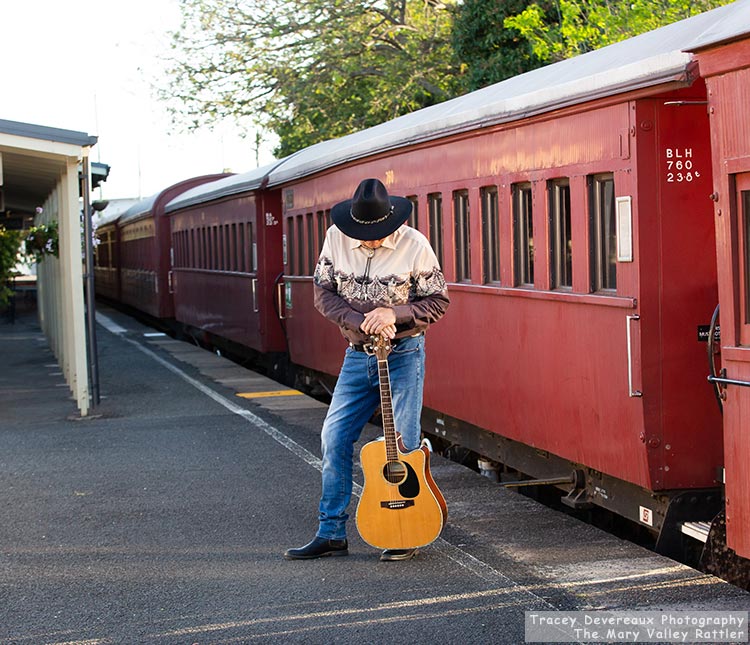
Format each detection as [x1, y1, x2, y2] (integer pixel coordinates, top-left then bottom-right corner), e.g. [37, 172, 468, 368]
[361, 307, 397, 339]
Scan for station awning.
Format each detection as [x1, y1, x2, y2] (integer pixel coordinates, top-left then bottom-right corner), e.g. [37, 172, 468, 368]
[0, 118, 100, 416]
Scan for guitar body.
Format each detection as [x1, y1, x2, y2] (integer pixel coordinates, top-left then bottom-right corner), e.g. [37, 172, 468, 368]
[356, 435, 447, 549]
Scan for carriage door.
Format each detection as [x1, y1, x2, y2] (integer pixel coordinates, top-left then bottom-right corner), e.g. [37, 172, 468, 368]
[718, 172, 750, 558]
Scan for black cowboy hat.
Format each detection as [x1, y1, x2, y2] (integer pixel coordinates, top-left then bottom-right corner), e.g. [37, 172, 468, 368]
[330, 178, 412, 241]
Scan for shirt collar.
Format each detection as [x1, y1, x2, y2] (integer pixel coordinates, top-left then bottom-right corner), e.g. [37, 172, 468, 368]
[347, 225, 404, 251]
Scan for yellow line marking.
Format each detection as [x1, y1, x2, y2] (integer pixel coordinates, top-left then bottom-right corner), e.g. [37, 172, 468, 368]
[236, 389, 303, 399]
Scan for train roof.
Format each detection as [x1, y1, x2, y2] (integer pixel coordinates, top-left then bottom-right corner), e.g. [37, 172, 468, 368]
[119, 193, 159, 225]
[685, 0, 750, 50]
[164, 160, 284, 213]
[265, 0, 748, 187]
[94, 198, 141, 227]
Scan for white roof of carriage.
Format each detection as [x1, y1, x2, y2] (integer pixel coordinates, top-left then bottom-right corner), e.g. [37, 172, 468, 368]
[685, 0, 750, 49]
[164, 160, 285, 213]
[264, 0, 749, 187]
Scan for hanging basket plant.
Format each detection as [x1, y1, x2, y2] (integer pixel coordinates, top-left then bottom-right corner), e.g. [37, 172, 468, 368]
[25, 219, 59, 263]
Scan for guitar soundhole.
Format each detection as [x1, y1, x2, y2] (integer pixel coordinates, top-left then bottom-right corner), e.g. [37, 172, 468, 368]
[383, 461, 407, 484]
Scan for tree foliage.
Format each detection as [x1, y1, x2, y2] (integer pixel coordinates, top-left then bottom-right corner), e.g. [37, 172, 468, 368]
[504, 0, 735, 63]
[451, 0, 549, 93]
[162, 0, 461, 157]
[0, 227, 23, 307]
[160, 0, 737, 157]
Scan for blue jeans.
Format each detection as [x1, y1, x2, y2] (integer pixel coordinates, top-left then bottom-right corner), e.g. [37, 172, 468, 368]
[317, 334, 426, 540]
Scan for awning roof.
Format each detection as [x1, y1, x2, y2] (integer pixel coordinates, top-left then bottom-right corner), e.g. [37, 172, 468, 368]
[0, 119, 100, 217]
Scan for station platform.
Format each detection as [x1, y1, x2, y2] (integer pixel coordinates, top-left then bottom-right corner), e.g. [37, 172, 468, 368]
[1, 304, 748, 644]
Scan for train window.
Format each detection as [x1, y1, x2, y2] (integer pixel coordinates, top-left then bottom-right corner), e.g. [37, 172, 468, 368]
[202, 227, 208, 270]
[549, 179, 572, 289]
[229, 223, 235, 271]
[220, 225, 226, 271]
[216, 225, 222, 270]
[590, 174, 616, 291]
[225, 225, 232, 271]
[205, 228, 210, 269]
[287, 217, 295, 274]
[454, 190, 471, 282]
[513, 182, 534, 286]
[306, 213, 315, 274]
[325, 209, 332, 230]
[296, 215, 304, 276]
[407, 195, 418, 229]
[481, 186, 500, 284]
[220, 226, 224, 270]
[238, 223, 245, 272]
[249, 222, 257, 272]
[428, 193, 444, 267]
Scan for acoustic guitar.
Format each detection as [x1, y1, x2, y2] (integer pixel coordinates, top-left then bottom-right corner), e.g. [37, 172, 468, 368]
[355, 335, 447, 550]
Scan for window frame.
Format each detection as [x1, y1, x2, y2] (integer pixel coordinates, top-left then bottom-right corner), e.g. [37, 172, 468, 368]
[481, 186, 501, 284]
[428, 192, 444, 268]
[512, 182, 534, 287]
[589, 173, 617, 292]
[549, 178, 572, 290]
[453, 189, 471, 283]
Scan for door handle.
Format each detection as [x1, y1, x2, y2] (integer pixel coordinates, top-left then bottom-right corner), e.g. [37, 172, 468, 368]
[276, 281, 287, 319]
[627, 314, 642, 397]
[251, 278, 259, 313]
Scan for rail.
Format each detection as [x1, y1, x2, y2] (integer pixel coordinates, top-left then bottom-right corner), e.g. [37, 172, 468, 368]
[707, 370, 750, 388]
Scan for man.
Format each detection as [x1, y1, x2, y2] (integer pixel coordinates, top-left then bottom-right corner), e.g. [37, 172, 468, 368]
[284, 177, 449, 562]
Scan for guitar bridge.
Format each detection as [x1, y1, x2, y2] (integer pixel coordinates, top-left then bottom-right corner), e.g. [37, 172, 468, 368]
[380, 500, 415, 510]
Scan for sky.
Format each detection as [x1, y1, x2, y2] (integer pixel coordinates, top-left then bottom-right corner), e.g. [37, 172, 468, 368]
[1, 1, 277, 201]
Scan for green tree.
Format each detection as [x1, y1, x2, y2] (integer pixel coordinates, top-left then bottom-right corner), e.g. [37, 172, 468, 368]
[0, 227, 22, 308]
[161, 0, 461, 157]
[451, 0, 551, 92]
[504, 0, 735, 63]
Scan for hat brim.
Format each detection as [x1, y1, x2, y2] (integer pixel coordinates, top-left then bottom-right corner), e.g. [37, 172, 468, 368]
[330, 196, 412, 241]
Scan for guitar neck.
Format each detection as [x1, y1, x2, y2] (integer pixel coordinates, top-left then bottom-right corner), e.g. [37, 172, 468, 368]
[377, 357, 399, 460]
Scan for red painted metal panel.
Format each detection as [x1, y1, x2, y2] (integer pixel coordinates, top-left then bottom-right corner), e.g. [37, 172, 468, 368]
[170, 190, 286, 354]
[173, 270, 256, 345]
[652, 98, 722, 489]
[424, 289, 649, 485]
[696, 40, 750, 558]
[721, 352, 750, 557]
[282, 278, 346, 377]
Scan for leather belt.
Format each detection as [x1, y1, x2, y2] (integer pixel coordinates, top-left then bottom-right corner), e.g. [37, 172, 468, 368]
[349, 334, 421, 352]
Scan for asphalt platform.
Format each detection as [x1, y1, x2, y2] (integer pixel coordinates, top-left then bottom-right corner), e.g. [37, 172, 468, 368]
[1, 301, 748, 644]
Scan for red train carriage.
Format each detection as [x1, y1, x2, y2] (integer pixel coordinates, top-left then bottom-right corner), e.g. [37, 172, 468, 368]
[164, 166, 286, 359]
[118, 174, 228, 319]
[93, 198, 139, 302]
[689, 12, 750, 568]
[266, 5, 741, 554]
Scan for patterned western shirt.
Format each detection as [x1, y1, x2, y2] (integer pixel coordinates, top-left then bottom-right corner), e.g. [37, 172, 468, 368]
[313, 224, 450, 345]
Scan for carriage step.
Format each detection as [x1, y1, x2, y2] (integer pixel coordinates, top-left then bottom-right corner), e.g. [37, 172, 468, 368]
[681, 521, 711, 542]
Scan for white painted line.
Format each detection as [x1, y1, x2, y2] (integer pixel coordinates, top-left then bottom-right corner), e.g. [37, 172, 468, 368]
[96, 312, 128, 335]
[143, 332, 167, 338]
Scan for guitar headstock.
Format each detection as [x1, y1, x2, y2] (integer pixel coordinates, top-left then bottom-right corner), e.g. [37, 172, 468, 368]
[363, 335, 391, 360]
